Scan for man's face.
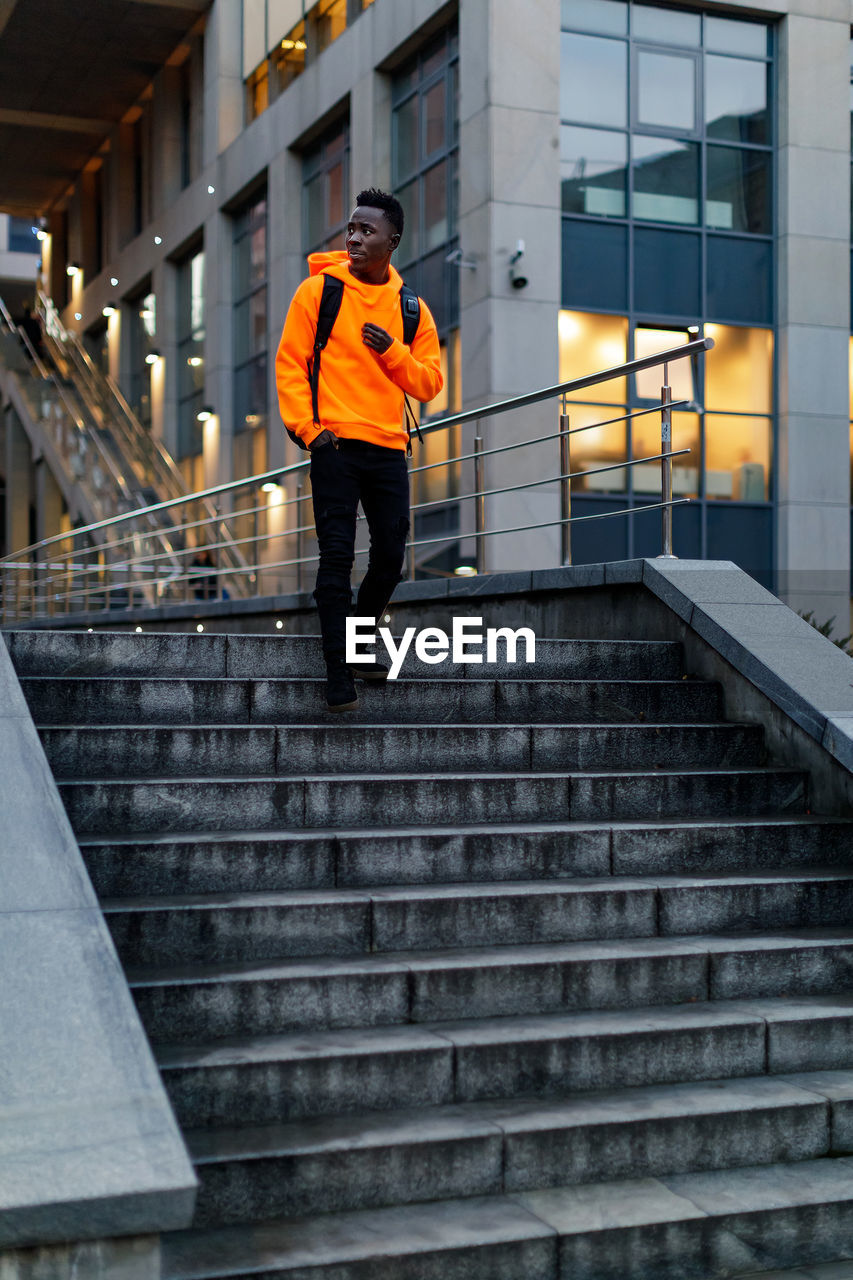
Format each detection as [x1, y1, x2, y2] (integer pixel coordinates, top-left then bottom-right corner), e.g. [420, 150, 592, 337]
[345, 206, 400, 279]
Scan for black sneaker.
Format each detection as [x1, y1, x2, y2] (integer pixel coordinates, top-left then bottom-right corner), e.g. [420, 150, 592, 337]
[348, 659, 390, 681]
[325, 661, 359, 712]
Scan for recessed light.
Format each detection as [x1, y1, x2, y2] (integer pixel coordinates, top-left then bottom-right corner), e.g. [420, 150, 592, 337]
[154, 235, 162, 245]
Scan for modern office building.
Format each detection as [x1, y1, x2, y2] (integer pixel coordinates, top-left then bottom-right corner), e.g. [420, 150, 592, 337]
[0, 0, 850, 629]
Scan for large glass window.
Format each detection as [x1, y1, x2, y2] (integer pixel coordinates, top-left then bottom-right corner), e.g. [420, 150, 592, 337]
[561, 1, 774, 326]
[233, 191, 268, 477]
[177, 249, 205, 466]
[393, 26, 461, 577]
[245, 0, 374, 118]
[128, 289, 156, 430]
[303, 119, 350, 253]
[392, 27, 459, 336]
[559, 1, 774, 575]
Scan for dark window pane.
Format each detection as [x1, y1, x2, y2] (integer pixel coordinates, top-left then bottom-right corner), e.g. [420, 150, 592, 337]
[424, 80, 445, 156]
[633, 227, 700, 316]
[422, 34, 446, 79]
[707, 503, 772, 587]
[397, 179, 420, 261]
[632, 136, 699, 224]
[424, 161, 448, 251]
[234, 354, 268, 426]
[561, 125, 627, 217]
[328, 160, 345, 227]
[707, 235, 772, 323]
[637, 50, 696, 132]
[706, 146, 770, 233]
[561, 0, 627, 35]
[561, 33, 627, 127]
[393, 95, 419, 182]
[632, 5, 699, 46]
[304, 173, 325, 250]
[562, 218, 628, 310]
[705, 55, 768, 144]
[420, 245, 450, 332]
[567, 495, 629, 565]
[704, 15, 768, 58]
[8, 217, 36, 253]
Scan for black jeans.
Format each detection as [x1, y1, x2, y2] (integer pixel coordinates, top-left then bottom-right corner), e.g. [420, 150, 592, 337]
[309, 438, 410, 663]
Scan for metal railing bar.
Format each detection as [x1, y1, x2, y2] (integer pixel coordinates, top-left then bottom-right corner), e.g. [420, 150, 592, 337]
[408, 449, 692, 514]
[411, 338, 712, 438]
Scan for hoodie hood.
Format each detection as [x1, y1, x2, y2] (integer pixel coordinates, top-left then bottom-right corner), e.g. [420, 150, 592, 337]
[307, 249, 403, 292]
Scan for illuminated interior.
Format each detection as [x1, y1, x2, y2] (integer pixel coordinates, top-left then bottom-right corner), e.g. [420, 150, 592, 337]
[559, 312, 774, 502]
[559, 310, 628, 403]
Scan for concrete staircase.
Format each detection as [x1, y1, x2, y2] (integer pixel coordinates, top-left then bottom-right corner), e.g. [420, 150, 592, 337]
[8, 627, 853, 1280]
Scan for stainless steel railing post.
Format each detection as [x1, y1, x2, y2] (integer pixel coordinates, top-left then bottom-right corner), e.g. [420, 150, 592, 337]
[560, 393, 572, 566]
[474, 431, 485, 575]
[658, 366, 676, 560]
[296, 475, 304, 594]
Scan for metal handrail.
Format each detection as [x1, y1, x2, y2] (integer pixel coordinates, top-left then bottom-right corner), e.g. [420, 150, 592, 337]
[0, 337, 713, 622]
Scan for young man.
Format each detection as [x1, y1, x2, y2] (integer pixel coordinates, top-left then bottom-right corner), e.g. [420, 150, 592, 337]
[275, 188, 443, 711]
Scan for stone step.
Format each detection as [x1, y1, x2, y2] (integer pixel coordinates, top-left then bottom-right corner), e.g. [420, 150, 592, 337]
[130, 932, 853, 1044]
[159, 1154, 853, 1280]
[19, 675, 723, 726]
[58, 767, 808, 837]
[78, 817, 853, 898]
[103, 873, 853, 969]
[183, 1073, 842, 1229]
[6, 630, 685, 681]
[39, 721, 766, 779]
[155, 996, 853, 1128]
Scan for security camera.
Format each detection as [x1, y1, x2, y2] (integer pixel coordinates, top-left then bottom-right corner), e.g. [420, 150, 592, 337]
[509, 239, 528, 290]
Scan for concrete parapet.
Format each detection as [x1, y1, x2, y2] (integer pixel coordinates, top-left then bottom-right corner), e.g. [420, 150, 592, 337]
[0, 637, 196, 1262]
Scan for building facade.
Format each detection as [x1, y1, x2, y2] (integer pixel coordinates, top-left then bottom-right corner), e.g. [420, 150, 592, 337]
[5, 0, 852, 628]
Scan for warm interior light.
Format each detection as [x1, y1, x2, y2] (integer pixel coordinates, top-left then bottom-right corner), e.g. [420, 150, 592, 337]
[261, 482, 278, 493]
[281, 37, 307, 50]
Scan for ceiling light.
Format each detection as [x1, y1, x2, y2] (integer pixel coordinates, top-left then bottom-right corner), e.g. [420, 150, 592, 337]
[275, 620, 283, 630]
[281, 37, 307, 50]
[207, 185, 215, 194]
[36, 230, 47, 242]
[154, 235, 162, 245]
[196, 405, 214, 422]
[74, 312, 82, 321]
[196, 623, 204, 632]
[145, 350, 160, 364]
[139, 307, 153, 320]
[245, 413, 260, 425]
[110, 276, 119, 286]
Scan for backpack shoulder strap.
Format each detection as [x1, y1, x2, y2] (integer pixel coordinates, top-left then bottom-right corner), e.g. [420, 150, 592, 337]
[398, 284, 423, 457]
[309, 274, 345, 425]
[399, 284, 420, 347]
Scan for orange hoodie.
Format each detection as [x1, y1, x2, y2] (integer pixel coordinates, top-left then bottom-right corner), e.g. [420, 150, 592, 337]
[275, 251, 444, 451]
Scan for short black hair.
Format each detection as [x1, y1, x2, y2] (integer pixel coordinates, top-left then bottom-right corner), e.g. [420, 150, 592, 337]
[354, 188, 404, 238]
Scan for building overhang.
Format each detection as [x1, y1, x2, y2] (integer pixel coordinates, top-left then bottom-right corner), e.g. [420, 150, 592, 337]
[0, 0, 209, 218]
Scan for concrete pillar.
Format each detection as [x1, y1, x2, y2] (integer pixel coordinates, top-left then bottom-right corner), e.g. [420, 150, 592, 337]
[458, 0, 562, 572]
[775, 11, 851, 629]
[203, 0, 244, 166]
[4, 409, 32, 555]
[152, 66, 184, 217]
[35, 460, 63, 544]
[152, 259, 176, 453]
[205, 208, 235, 488]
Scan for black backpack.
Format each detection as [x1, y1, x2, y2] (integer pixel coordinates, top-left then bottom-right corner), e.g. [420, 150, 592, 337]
[286, 274, 424, 456]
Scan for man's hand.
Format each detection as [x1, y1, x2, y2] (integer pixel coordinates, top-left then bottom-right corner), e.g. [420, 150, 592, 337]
[310, 429, 338, 451]
[362, 323, 393, 354]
